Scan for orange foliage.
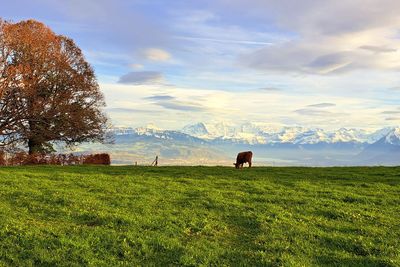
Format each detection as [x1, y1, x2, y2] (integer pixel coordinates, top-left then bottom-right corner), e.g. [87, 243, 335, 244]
[83, 153, 111, 165]
[0, 152, 110, 166]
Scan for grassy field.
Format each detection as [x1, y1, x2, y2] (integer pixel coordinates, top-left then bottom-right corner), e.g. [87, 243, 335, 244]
[0, 166, 399, 266]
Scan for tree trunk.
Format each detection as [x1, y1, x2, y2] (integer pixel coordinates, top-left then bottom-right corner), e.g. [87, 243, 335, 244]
[28, 118, 39, 155]
[28, 138, 41, 155]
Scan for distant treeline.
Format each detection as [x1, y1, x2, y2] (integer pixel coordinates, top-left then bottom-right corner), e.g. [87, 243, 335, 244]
[0, 152, 110, 166]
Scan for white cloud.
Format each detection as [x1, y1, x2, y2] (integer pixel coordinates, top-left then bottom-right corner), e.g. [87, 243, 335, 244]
[130, 63, 144, 69]
[307, 103, 336, 108]
[143, 48, 171, 61]
[240, 31, 400, 74]
[100, 82, 392, 130]
[385, 117, 400, 121]
[220, 0, 400, 74]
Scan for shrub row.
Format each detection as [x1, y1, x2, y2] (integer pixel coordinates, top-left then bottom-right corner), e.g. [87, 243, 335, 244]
[0, 152, 110, 166]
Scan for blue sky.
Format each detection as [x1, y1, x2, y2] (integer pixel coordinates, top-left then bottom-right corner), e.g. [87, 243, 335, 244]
[3, 0, 400, 130]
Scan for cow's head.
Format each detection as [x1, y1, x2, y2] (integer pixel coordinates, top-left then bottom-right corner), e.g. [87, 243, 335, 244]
[233, 163, 239, 169]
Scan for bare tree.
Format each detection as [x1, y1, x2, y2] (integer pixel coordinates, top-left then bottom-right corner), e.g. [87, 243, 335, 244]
[0, 19, 110, 154]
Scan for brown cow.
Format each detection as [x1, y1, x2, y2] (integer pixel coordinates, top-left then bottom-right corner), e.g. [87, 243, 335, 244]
[234, 151, 253, 169]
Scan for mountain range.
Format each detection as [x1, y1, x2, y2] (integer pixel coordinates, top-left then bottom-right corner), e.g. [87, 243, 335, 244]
[77, 122, 400, 166]
[181, 122, 393, 144]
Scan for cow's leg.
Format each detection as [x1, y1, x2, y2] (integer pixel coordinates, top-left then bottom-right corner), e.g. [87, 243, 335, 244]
[248, 161, 252, 168]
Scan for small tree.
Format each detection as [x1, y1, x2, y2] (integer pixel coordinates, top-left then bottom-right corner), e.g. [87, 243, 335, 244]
[0, 19, 109, 154]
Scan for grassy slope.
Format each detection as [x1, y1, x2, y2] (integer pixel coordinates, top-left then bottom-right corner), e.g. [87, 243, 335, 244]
[0, 166, 399, 266]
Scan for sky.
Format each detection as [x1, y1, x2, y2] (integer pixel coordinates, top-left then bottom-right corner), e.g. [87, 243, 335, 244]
[3, 0, 400, 130]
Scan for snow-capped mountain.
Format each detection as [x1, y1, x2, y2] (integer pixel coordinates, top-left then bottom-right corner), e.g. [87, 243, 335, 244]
[176, 122, 392, 145]
[111, 123, 161, 135]
[360, 127, 400, 152]
[111, 127, 136, 135]
[110, 123, 398, 146]
[112, 126, 206, 144]
[328, 128, 368, 143]
[381, 127, 400, 145]
[182, 122, 209, 138]
[357, 127, 400, 165]
[364, 127, 394, 143]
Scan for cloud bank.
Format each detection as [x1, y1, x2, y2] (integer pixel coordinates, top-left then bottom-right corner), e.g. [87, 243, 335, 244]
[118, 71, 163, 85]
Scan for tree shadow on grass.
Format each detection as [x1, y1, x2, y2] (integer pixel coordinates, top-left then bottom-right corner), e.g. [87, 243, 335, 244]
[217, 213, 268, 266]
[320, 236, 370, 256]
[315, 255, 396, 267]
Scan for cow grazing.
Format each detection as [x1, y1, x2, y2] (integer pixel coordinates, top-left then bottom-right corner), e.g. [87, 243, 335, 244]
[234, 151, 253, 169]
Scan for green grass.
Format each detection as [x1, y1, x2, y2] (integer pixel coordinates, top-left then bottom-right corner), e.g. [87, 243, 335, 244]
[0, 166, 399, 266]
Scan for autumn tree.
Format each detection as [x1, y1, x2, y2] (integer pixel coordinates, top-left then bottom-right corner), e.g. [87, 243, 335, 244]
[0, 19, 109, 154]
